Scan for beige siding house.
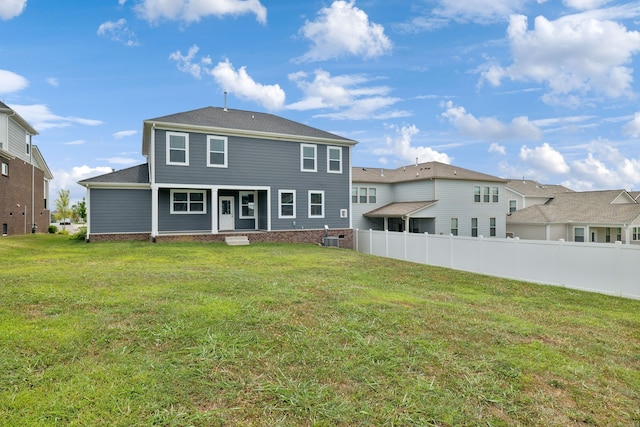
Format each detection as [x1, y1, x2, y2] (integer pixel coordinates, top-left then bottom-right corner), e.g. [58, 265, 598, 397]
[352, 161, 507, 237]
[505, 179, 573, 214]
[506, 189, 640, 244]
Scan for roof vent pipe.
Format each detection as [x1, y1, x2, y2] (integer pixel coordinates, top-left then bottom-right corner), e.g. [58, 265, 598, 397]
[415, 157, 418, 167]
[224, 91, 228, 112]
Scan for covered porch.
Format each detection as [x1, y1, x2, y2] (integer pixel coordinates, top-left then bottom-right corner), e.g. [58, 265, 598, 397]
[363, 201, 437, 233]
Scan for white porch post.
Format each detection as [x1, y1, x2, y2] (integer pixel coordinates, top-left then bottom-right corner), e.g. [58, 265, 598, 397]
[211, 187, 219, 233]
[151, 185, 158, 238]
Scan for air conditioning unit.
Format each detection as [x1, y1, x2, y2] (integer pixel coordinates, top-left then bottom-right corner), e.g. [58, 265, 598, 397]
[340, 209, 348, 218]
[323, 236, 339, 247]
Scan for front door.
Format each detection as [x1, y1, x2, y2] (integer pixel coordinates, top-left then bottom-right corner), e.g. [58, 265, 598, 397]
[219, 196, 234, 231]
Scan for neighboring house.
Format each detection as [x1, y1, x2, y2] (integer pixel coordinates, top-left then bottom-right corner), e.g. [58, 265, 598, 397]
[79, 106, 357, 245]
[0, 102, 53, 236]
[352, 161, 507, 237]
[505, 179, 573, 213]
[506, 189, 640, 244]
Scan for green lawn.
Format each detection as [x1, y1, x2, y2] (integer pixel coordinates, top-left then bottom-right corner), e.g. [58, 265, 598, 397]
[0, 234, 638, 426]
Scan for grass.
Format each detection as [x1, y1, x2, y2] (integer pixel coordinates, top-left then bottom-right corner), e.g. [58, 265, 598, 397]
[0, 234, 638, 426]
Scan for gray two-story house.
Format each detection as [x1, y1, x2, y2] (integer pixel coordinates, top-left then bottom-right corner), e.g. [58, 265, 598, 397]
[80, 106, 357, 245]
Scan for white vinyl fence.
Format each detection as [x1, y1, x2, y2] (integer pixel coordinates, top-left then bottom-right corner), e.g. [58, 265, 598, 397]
[355, 229, 640, 300]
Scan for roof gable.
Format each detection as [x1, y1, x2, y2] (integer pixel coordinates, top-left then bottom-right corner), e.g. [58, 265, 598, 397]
[79, 164, 149, 186]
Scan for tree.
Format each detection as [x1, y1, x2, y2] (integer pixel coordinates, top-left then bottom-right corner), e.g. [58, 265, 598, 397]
[71, 197, 87, 223]
[55, 189, 72, 230]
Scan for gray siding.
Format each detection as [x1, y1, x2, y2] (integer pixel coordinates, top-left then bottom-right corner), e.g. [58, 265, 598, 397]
[89, 188, 151, 233]
[8, 118, 29, 162]
[158, 189, 211, 233]
[153, 129, 351, 230]
[351, 183, 394, 230]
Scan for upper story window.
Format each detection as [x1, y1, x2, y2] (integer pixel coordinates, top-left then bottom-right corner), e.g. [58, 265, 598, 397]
[483, 186, 490, 203]
[1, 162, 8, 176]
[327, 146, 342, 173]
[308, 190, 324, 218]
[166, 132, 189, 166]
[301, 144, 317, 172]
[352, 187, 376, 203]
[240, 192, 256, 219]
[509, 200, 517, 213]
[279, 190, 296, 219]
[492, 187, 499, 203]
[171, 190, 205, 214]
[26, 138, 30, 156]
[474, 186, 481, 203]
[207, 136, 228, 168]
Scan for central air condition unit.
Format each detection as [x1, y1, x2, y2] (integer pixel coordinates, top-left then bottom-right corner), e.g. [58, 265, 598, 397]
[322, 236, 339, 247]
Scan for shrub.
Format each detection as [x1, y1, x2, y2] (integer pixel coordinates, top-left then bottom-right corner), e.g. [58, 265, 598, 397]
[48, 225, 58, 234]
[70, 226, 87, 241]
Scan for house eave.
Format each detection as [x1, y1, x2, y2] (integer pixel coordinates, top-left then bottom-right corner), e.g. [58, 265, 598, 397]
[142, 120, 357, 156]
[80, 182, 151, 190]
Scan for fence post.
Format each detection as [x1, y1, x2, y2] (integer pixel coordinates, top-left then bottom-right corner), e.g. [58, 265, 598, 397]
[404, 231, 407, 260]
[450, 233, 454, 268]
[369, 229, 373, 254]
[355, 229, 359, 252]
[385, 230, 389, 257]
[424, 232, 429, 264]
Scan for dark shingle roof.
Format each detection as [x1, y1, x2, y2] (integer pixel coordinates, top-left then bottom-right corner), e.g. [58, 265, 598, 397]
[506, 179, 573, 197]
[352, 161, 506, 184]
[79, 164, 149, 186]
[146, 106, 355, 143]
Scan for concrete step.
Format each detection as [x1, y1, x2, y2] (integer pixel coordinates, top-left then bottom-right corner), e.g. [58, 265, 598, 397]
[225, 235, 250, 246]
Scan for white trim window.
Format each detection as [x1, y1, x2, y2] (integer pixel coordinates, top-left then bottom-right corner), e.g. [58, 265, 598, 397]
[327, 146, 342, 173]
[471, 217, 478, 237]
[240, 191, 256, 219]
[483, 186, 490, 203]
[352, 187, 358, 204]
[474, 186, 481, 203]
[574, 226, 585, 242]
[509, 199, 517, 213]
[368, 188, 376, 203]
[171, 190, 206, 214]
[207, 135, 228, 168]
[492, 187, 499, 203]
[490, 217, 496, 237]
[301, 144, 317, 172]
[166, 132, 189, 165]
[308, 190, 324, 218]
[279, 190, 296, 218]
[450, 218, 458, 236]
[1, 162, 7, 176]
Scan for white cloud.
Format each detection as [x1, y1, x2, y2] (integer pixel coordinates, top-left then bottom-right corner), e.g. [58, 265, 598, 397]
[563, 0, 611, 10]
[210, 59, 285, 111]
[287, 69, 409, 120]
[0, 0, 26, 20]
[51, 165, 114, 203]
[567, 140, 640, 190]
[483, 14, 640, 104]
[432, 0, 529, 24]
[11, 104, 103, 130]
[519, 142, 570, 174]
[113, 130, 138, 139]
[489, 142, 506, 155]
[622, 112, 640, 137]
[97, 18, 139, 47]
[63, 140, 85, 146]
[168, 45, 211, 79]
[169, 46, 283, 110]
[0, 69, 28, 94]
[375, 124, 452, 165]
[441, 101, 542, 140]
[135, 0, 267, 25]
[46, 77, 59, 87]
[297, 0, 392, 62]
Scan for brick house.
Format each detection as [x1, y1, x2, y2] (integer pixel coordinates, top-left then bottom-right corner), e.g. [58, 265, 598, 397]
[0, 102, 53, 236]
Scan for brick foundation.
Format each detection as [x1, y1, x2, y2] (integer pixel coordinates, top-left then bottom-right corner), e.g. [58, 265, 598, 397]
[88, 228, 354, 249]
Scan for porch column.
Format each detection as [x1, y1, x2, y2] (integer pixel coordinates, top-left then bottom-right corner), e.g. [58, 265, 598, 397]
[151, 186, 158, 238]
[211, 188, 218, 233]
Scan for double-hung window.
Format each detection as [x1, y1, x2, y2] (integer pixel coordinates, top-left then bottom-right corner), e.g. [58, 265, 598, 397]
[352, 187, 358, 204]
[301, 144, 317, 172]
[483, 186, 490, 203]
[308, 191, 324, 218]
[1, 162, 7, 176]
[279, 190, 296, 218]
[327, 146, 342, 173]
[359, 188, 368, 204]
[509, 200, 517, 213]
[471, 218, 478, 237]
[171, 190, 205, 214]
[450, 218, 458, 236]
[574, 227, 585, 242]
[368, 188, 376, 203]
[474, 186, 481, 202]
[207, 136, 227, 168]
[492, 187, 499, 203]
[166, 132, 189, 165]
[490, 217, 496, 237]
[240, 192, 255, 219]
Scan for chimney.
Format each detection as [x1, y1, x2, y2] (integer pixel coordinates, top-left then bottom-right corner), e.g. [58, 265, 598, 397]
[224, 91, 228, 112]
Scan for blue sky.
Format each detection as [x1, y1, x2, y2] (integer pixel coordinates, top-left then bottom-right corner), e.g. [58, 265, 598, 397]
[2, 0, 640, 202]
